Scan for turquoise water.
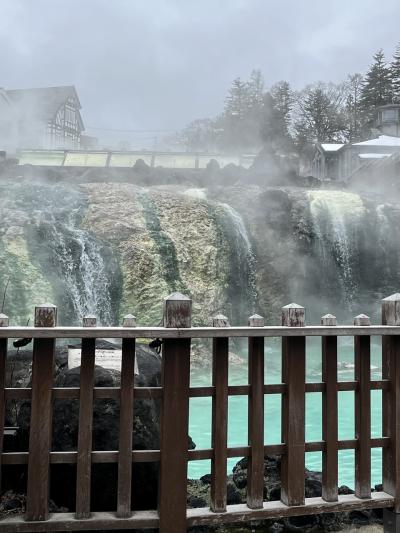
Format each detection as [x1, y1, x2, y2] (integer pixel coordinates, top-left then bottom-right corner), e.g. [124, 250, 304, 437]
[188, 336, 383, 489]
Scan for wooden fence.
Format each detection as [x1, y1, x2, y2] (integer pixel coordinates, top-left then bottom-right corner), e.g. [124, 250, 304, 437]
[0, 292, 400, 531]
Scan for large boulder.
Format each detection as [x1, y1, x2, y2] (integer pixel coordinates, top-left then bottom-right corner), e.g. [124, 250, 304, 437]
[5, 341, 195, 512]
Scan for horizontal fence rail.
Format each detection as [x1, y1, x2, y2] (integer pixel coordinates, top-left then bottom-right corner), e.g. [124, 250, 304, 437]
[4, 325, 400, 338]
[0, 293, 399, 531]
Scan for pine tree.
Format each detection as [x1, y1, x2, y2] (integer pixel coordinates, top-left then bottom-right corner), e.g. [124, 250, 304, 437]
[260, 81, 294, 152]
[271, 81, 293, 139]
[344, 73, 364, 141]
[247, 69, 265, 109]
[391, 43, 400, 103]
[360, 49, 393, 122]
[224, 77, 250, 120]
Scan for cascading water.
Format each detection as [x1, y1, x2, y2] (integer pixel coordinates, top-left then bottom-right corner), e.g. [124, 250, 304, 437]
[308, 191, 366, 309]
[43, 208, 115, 324]
[0, 179, 119, 325]
[218, 203, 257, 319]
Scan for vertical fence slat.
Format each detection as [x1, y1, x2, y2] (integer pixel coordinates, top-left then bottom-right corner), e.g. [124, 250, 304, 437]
[159, 293, 191, 533]
[26, 304, 57, 522]
[354, 314, 371, 500]
[117, 314, 136, 518]
[0, 314, 8, 493]
[382, 294, 400, 524]
[247, 314, 265, 509]
[321, 313, 338, 502]
[75, 316, 96, 519]
[211, 314, 229, 513]
[281, 303, 305, 507]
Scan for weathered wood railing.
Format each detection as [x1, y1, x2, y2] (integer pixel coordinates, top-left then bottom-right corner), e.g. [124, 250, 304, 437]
[0, 293, 400, 531]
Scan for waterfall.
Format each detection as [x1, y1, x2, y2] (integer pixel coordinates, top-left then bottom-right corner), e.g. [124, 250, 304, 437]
[308, 191, 366, 308]
[0, 179, 118, 325]
[46, 208, 114, 325]
[219, 203, 257, 317]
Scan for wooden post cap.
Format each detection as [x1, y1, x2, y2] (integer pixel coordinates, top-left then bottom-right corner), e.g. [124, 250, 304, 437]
[163, 293, 192, 328]
[0, 313, 9, 327]
[212, 314, 230, 327]
[34, 304, 57, 327]
[248, 314, 265, 327]
[123, 314, 136, 327]
[321, 314, 337, 326]
[83, 316, 97, 327]
[354, 314, 371, 326]
[282, 303, 305, 327]
[382, 293, 400, 325]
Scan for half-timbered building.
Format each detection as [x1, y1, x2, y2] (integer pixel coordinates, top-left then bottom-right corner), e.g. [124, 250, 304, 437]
[0, 85, 84, 150]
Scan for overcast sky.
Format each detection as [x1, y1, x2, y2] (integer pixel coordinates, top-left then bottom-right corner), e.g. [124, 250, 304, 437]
[1, 0, 400, 145]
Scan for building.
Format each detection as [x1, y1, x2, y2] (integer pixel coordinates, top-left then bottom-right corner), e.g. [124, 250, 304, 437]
[376, 104, 400, 137]
[0, 85, 84, 151]
[311, 104, 400, 182]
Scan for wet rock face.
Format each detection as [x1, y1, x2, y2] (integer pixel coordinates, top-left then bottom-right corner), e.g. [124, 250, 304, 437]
[82, 183, 237, 326]
[2, 176, 400, 333]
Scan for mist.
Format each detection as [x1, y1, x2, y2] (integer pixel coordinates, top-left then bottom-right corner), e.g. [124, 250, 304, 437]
[1, 0, 400, 138]
[1, 2, 400, 528]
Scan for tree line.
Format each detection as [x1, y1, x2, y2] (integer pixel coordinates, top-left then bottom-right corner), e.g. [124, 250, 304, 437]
[174, 44, 400, 156]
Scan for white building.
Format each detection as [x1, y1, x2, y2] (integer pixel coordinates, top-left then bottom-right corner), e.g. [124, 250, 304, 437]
[0, 85, 85, 152]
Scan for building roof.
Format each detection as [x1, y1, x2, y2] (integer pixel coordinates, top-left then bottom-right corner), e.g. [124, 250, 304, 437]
[320, 143, 345, 152]
[352, 135, 400, 147]
[5, 86, 81, 121]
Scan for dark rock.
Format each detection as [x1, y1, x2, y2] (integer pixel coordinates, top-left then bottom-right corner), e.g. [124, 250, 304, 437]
[267, 485, 281, 501]
[187, 494, 208, 508]
[187, 456, 384, 531]
[283, 513, 319, 531]
[4, 342, 195, 513]
[305, 478, 322, 498]
[226, 480, 243, 505]
[232, 457, 248, 489]
[338, 485, 354, 495]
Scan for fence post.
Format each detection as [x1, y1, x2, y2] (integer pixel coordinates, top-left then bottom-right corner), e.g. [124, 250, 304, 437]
[26, 304, 57, 522]
[354, 314, 371, 499]
[117, 313, 136, 518]
[75, 316, 96, 519]
[321, 314, 338, 502]
[159, 293, 191, 533]
[247, 314, 265, 509]
[281, 303, 305, 507]
[211, 314, 229, 513]
[0, 314, 8, 493]
[382, 294, 400, 531]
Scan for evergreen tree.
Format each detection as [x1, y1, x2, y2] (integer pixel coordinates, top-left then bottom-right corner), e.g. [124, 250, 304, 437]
[247, 69, 265, 109]
[391, 43, 400, 103]
[271, 81, 293, 127]
[220, 77, 250, 151]
[360, 49, 393, 122]
[224, 77, 250, 120]
[344, 73, 364, 141]
[260, 81, 294, 152]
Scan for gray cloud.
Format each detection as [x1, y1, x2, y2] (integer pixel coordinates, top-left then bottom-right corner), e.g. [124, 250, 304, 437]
[1, 0, 400, 144]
